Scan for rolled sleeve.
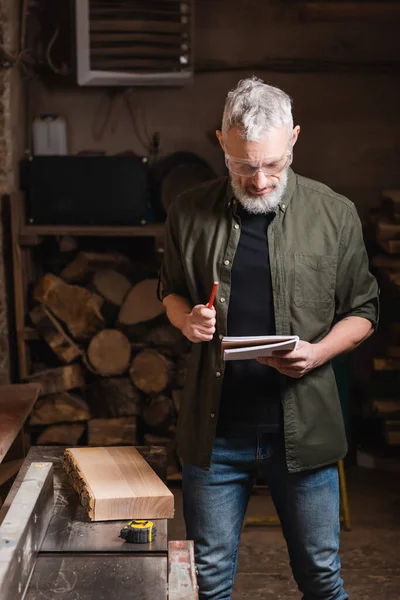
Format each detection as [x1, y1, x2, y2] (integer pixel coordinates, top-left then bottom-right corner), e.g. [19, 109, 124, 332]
[158, 200, 190, 302]
[335, 204, 379, 329]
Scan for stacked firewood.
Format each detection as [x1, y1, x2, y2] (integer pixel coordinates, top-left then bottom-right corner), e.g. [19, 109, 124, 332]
[366, 190, 400, 447]
[25, 251, 190, 477]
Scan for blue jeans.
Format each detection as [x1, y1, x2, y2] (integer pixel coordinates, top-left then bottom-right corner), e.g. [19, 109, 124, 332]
[182, 430, 348, 600]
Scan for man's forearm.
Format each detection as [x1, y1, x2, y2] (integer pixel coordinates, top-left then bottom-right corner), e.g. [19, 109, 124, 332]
[163, 294, 192, 332]
[314, 316, 373, 367]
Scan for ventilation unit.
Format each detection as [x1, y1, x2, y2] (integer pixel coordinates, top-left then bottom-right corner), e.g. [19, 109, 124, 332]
[75, 0, 193, 86]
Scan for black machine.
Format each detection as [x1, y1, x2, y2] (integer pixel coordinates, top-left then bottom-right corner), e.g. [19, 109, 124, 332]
[21, 155, 149, 226]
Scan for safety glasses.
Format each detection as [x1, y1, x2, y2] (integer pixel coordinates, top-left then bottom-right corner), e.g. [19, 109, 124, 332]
[225, 151, 292, 177]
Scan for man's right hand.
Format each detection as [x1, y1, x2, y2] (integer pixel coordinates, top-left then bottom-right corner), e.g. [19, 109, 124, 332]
[182, 304, 216, 343]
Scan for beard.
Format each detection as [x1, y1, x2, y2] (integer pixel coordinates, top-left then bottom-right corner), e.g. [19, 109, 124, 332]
[231, 168, 288, 214]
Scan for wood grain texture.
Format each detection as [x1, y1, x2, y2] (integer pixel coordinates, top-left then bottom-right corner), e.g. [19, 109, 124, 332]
[119, 279, 164, 326]
[30, 304, 82, 364]
[88, 417, 137, 446]
[24, 364, 85, 395]
[86, 329, 131, 376]
[0, 384, 41, 463]
[29, 392, 90, 425]
[34, 274, 105, 340]
[37, 423, 85, 445]
[63, 446, 174, 521]
[92, 269, 132, 306]
[129, 349, 175, 394]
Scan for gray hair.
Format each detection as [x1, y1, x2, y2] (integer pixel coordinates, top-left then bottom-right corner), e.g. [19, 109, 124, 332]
[221, 77, 293, 141]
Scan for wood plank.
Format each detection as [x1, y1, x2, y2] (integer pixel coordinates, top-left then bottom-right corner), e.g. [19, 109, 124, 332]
[20, 223, 165, 239]
[63, 446, 174, 521]
[0, 384, 41, 463]
[168, 540, 199, 600]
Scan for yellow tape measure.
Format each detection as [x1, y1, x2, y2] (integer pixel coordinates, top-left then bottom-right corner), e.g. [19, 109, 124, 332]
[120, 519, 157, 544]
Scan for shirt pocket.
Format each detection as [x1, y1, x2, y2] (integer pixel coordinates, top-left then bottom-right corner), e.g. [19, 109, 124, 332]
[294, 253, 337, 308]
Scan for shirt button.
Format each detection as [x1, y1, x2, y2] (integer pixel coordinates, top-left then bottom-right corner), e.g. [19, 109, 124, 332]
[219, 297, 226, 303]
[210, 413, 215, 419]
[215, 371, 221, 377]
[234, 224, 239, 230]
[224, 259, 230, 266]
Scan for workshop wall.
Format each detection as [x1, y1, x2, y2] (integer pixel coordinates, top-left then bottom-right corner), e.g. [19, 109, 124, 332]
[26, 0, 400, 221]
[0, 0, 26, 383]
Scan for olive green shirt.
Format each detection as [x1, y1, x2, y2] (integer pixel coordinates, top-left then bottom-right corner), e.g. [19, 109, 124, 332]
[160, 169, 379, 472]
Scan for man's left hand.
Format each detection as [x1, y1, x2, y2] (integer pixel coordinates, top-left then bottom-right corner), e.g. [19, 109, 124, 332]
[257, 340, 321, 379]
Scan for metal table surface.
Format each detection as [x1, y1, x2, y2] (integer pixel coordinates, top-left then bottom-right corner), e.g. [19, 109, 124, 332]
[1, 446, 170, 600]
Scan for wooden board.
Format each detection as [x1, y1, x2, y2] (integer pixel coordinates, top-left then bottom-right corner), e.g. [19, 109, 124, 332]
[63, 446, 174, 521]
[0, 384, 41, 463]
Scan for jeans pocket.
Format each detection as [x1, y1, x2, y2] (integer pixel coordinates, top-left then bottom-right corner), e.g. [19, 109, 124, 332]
[294, 253, 336, 308]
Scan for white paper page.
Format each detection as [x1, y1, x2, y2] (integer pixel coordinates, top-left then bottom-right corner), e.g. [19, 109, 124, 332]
[223, 337, 299, 361]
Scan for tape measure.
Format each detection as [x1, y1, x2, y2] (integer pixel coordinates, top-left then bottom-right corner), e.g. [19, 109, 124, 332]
[119, 520, 157, 544]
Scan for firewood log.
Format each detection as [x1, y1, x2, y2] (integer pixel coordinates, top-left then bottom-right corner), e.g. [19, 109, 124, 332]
[85, 378, 141, 418]
[141, 394, 176, 433]
[30, 304, 82, 364]
[129, 349, 175, 394]
[25, 364, 85, 396]
[30, 392, 90, 425]
[34, 274, 105, 340]
[86, 329, 131, 376]
[88, 417, 137, 446]
[37, 423, 85, 445]
[119, 279, 164, 327]
[92, 269, 132, 307]
[60, 251, 134, 283]
[143, 433, 179, 476]
[141, 324, 190, 356]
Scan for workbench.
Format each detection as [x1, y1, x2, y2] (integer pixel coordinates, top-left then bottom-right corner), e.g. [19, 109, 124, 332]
[0, 446, 198, 600]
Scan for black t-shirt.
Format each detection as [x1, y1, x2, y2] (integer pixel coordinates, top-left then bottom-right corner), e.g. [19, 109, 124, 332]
[217, 203, 281, 434]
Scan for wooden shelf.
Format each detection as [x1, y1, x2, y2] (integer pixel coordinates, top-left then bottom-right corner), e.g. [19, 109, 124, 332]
[20, 223, 165, 245]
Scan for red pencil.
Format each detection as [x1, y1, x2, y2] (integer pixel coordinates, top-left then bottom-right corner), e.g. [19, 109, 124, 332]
[207, 281, 219, 309]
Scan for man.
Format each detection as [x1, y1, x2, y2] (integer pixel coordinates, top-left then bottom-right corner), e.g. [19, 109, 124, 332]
[159, 77, 378, 600]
